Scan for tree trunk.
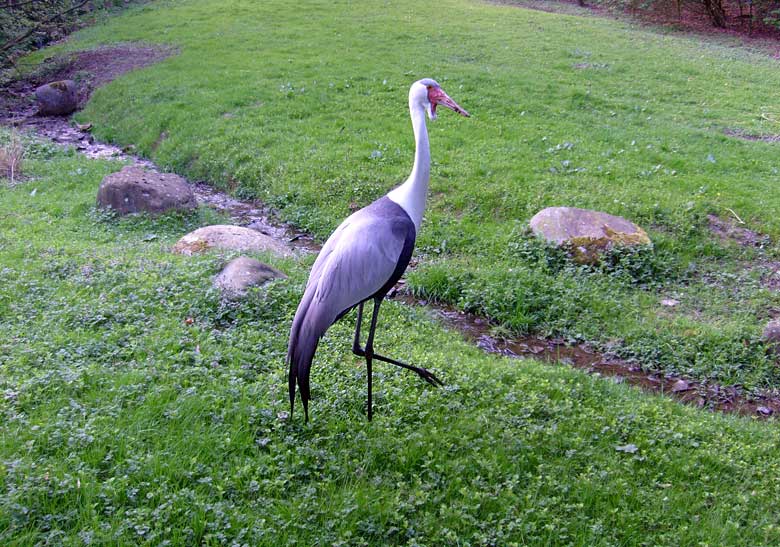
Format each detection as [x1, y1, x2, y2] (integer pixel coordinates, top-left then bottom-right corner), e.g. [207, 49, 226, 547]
[703, 0, 727, 27]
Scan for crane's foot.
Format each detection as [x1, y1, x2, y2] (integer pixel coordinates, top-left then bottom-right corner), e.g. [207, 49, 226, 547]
[410, 364, 445, 388]
[352, 347, 444, 387]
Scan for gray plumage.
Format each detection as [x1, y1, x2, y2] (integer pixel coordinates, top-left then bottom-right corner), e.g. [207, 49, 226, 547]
[286, 78, 468, 421]
[287, 197, 415, 420]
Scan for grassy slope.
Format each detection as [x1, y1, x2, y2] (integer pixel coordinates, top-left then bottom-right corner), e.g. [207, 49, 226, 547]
[34, 0, 780, 391]
[2, 133, 780, 546]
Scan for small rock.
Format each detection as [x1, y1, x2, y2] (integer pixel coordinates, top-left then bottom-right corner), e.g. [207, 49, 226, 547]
[34, 80, 78, 116]
[762, 319, 780, 354]
[756, 406, 774, 416]
[529, 207, 651, 264]
[96, 166, 196, 215]
[661, 298, 680, 307]
[173, 225, 291, 256]
[213, 256, 286, 297]
[670, 379, 692, 393]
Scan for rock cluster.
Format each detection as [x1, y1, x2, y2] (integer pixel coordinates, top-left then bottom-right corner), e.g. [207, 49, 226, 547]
[95, 166, 291, 298]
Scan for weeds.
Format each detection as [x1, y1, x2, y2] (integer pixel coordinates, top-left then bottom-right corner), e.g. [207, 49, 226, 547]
[0, 130, 24, 184]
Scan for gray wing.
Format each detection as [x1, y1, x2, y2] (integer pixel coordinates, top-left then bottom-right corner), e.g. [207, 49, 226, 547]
[312, 215, 407, 314]
[287, 205, 411, 419]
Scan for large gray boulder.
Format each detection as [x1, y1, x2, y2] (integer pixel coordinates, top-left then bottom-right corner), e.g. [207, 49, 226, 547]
[172, 225, 291, 256]
[35, 80, 78, 116]
[529, 206, 651, 264]
[97, 166, 196, 215]
[214, 256, 287, 297]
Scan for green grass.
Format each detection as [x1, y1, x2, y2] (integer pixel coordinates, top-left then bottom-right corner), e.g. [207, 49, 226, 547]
[3, 131, 780, 546]
[5, 0, 780, 543]
[18, 0, 779, 391]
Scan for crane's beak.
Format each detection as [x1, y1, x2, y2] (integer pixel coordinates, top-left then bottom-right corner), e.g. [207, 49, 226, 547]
[429, 86, 470, 120]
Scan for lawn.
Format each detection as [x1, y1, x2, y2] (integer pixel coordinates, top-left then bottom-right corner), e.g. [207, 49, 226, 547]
[3, 0, 780, 543]
[2, 130, 780, 546]
[28, 0, 779, 392]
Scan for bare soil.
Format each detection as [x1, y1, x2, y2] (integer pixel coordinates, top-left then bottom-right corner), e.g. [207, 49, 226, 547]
[704, 213, 780, 296]
[1, 44, 173, 122]
[708, 213, 771, 248]
[723, 127, 780, 143]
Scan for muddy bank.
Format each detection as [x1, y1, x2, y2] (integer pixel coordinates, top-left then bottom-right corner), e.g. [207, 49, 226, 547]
[394, 295, 780, 418]
[1, 45, 172, 166]
[2, 44, 318, 252]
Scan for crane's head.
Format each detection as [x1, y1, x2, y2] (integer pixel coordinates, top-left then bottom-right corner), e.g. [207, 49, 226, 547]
[412, 78, 470, 120]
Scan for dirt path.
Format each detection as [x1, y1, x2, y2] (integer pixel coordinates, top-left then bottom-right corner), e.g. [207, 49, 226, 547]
[3, 44, 778, 419]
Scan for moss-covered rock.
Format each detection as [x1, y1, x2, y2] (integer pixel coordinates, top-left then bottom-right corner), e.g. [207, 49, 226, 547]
[530, 206, 651, 264]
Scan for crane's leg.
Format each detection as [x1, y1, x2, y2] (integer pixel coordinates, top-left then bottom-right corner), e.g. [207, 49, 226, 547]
[352, 300, 375, 419]
[367, 354, 373, 421]
[352, 298, 444, 419]
[362, 298, 385, 421]
[352, 301, 364, 355]
[366, 351, 444, 387]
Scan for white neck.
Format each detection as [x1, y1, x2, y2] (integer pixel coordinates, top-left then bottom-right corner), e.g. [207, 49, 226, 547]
[387, 98, 430, 233]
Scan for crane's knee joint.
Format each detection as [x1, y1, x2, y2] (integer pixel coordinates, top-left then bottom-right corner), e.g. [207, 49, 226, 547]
[353, 345, 375, 359]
